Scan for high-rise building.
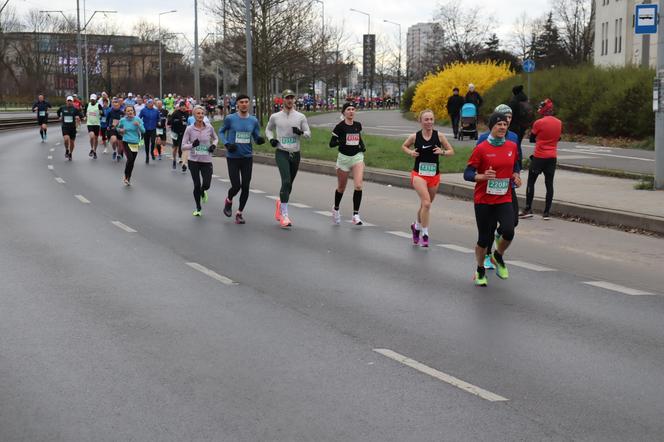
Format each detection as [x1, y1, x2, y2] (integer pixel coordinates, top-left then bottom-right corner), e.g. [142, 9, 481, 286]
[407, 23, 435, 82]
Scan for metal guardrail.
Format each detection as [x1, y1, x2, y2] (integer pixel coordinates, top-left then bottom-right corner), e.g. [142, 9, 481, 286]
[0, 116, 59, 131]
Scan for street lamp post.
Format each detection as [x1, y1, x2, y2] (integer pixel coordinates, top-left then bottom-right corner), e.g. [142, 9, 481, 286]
[82, 10, 116, 99]
[315, 0, 324, 101]
[383, 19, 401, 106]
[159, 10, 177, 99]
[349, 8, 371, 100]
[245, 0, 253, 108]
[194, 0, 201, 100]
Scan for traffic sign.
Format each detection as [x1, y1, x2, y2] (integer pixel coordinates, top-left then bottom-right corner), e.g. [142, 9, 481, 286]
[636, 4, 658, 35]
[523, 59, 535, 73]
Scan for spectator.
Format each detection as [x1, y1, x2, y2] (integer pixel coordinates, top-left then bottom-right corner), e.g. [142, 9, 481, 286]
[508, 85, 532, 143]
[446, 87, 465, 139]
[464, 83, 483, 110]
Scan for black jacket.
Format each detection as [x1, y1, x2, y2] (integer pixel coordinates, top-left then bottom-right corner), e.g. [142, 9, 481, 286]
[446, 95, 465, 116]
[169, 110, 188, 134]
[509, 91, 531, 131]
[465, 91, 483, 109]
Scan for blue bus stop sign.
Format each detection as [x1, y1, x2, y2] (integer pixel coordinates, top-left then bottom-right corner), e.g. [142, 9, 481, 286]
[636, 4, 658, 35]
[523, 59, 535, 73]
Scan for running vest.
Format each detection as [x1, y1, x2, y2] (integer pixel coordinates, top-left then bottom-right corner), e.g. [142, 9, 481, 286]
[413, 130, 442, 176]
[86, 103, 102, 126]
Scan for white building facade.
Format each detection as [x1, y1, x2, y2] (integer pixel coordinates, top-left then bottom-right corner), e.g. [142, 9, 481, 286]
[407, 22, 435, 81]
[594, 0, 659, 67]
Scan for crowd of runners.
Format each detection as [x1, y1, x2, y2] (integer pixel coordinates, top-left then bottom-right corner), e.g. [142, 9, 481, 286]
[31, 87, 561, 287]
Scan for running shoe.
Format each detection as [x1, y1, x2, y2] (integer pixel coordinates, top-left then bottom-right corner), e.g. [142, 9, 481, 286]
[151, 155, 156, 161]
[159, 155, 163, 160]
[332, 208, 341, 225]
[519, 209, 533, 219]
[542, 212, 551, 220]
[474, 271, 488, 287]
[280, 215, 292, 228]
[182, 164, 187, 174]
[68, 153, 72, 161]
[172, 161, 176, 171]
[65, 150, 69, 159]
[275, 199, 282, 222]
[223, 198, 233, 217]
[352, 214, 363, 225]
[93, 151, 97, 160]
[88, 150, 93, 158]
[192, 210, 202, 217]
[410, 223, 420, 245]
[202, 190, 209, 204]
[112, 151, 117, 160]
[491, 252, 509, 280]
[235, 213, 246, 224]
[484, 254, 495, 270]
[421, 234, 429, 247]
[103, 148, 108, 154]
[123, 177, 130, 186]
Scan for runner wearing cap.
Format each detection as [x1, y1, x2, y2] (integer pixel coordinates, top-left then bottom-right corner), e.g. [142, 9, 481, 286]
[464, 112, 521, 286]
[329, 102, 368, 226]
[164, 94, 175, 113]
[168, 101, 189, 172]
[125, 92, 136, 106]
[265, 89, 311, 228]
[57, 96, 82, 160]
[32, 94, 52, 142]
[85, 94, 104, 159]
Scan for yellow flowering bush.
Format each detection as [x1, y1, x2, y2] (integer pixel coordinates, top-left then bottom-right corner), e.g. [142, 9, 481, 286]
[411, 61, 515, 119]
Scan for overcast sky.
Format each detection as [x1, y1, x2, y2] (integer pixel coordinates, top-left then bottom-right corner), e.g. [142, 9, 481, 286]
[10, 0, 553, 52]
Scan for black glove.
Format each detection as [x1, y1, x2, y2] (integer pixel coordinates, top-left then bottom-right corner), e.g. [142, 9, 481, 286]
[359, 139, 366, 152]
[529, 133, 536, 143]
[255, 136, 266, 145]
[292, 126, 304, 136]
[329, 135, 339, 148]
[270, 138, 279, 148]
[192, 139, 200, 147]
[225, 143, 238, 153]
[208, 144, 216, 153]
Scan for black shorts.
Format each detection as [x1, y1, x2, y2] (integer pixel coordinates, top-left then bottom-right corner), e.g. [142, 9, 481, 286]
[37, 117, 48, 125]
[156, 129, 167, 141]
[62, 126, 77, 140]
[172, 133, 183, 147]
[107, 128, 119, 139]
[87, 125, 100, 136]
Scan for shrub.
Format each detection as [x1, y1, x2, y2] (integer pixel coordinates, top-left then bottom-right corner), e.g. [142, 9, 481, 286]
[401, 85, 416, 112]
[411, 61, 515, 120]
[482, 65, 654, 139]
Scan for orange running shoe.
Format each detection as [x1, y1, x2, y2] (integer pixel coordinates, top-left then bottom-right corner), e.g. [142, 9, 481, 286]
[280, 215, 292, 228]
[275, 199, 282, 221]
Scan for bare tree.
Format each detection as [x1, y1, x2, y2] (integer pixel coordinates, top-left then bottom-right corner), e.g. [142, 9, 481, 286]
[434, 2, 487, 62]
[552, 0, 594, 64]
[510, 13, 532, 61]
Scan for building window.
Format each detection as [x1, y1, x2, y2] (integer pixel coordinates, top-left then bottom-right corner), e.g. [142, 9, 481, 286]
[614, 19, 618, 53]
[619, 18, 623, 53]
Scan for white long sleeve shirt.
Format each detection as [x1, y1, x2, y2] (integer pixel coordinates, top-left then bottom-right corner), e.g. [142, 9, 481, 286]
[265, 109, 311, 153]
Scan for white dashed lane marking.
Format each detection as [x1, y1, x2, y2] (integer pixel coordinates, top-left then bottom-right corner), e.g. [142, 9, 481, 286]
[314, 211, 333, 217]
[75, 195, 90, 204]
[265, 195, 279, 201]
[47, 155, 53, 160]
[54, 177, 65, 183]
[111, 221, 137, 233]
[290, 202, 311, 208]
[507, 261, 557, 272]
[47, 165, 54, 170]
[186, 262, 238, 286]
[583, 281, 655, 296]
[374, 349, 509, 402]
[49, 148, 55, 152]
[438, 244, 474, 253]
[249, 189, 266, 194]
[386, 231, 412, 239]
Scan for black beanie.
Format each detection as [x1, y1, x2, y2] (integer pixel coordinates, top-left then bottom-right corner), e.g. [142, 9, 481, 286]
[342, 102, 355, 113]
[488, 112, 509, 130]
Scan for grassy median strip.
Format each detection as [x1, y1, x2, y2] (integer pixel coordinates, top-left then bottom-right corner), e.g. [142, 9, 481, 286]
[213, 122, 472, 174]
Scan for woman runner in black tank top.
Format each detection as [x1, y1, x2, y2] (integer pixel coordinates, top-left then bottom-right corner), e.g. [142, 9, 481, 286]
[401, 109, 455, 247]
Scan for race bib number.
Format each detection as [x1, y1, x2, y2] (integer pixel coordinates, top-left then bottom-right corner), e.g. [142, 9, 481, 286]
[64, 115, 74, 123]
[139, 139, 145, 147]
[280, 136, 297, 148]
[128, 143, 140, 152]
[235, 131, 251, 144]
[345, 133, 360, 146]
[100, 116, 106, 123]
[418, 162, 437, 177]
[39, 111, 46, 117]
[487, 178, 510, 195]
[195, 143, 210, 155]
[88, 111, 98, 118]
[156, 128, 164, 135]
[112, 119, 120, 128]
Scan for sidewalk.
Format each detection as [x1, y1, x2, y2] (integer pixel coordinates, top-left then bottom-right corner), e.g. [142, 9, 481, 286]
[248, 153, 664, 235]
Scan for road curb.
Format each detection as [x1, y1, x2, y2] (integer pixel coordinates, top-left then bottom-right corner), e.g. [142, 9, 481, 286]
[219, 151, 664, 235]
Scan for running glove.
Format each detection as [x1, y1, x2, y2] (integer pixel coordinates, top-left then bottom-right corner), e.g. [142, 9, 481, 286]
[192, 139, 200, 147]
[225, 143, 238, 153]
[329, 135, 339, 148]
[255, 136, 266, 145]
[292, 127, 304, 136]
[270, 138, 279, 148]
[208, 144, 216, 153]
[359, 139, 366, 152]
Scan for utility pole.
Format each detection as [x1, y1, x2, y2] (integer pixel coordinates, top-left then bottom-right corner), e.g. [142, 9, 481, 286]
[657, 7, 664, 189]
[76, 0, 84, 97]
[245, 0, 253, 108]
[194, 0, 201, 100]
[642, 0, 652, 68]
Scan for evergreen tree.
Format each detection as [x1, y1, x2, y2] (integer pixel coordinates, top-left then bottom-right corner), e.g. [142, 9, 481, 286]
[534, 12, 568, 68]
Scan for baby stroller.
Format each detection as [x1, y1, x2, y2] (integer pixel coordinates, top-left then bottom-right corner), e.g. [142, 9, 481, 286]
[458, 103, 478, 141]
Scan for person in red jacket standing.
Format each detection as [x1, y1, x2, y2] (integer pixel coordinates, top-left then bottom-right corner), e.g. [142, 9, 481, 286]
[520, 99, 562, 220]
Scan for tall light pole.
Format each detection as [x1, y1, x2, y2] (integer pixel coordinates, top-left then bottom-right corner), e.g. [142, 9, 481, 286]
[245, 0, 253, 107]
[350, 8, 371, 100]
[383, 19, 401, 105]
[194, 0, 201, 100]
[315, 0, 324, 100]
[656, 5, 664, 189]
[159, 10, 177, 99]
[82, 10, 116, 99]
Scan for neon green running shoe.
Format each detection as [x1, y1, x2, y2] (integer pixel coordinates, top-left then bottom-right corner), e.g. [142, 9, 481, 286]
[192, 210, 202, 217]
[202, 190, 209, 204]
[491, 253, 509, 280]
[474, 271, 488, 287]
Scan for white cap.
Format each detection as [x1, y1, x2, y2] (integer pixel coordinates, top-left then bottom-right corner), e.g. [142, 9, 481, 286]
[168, 93, 172, 97]
[66, 95, 74, 101]
[90, 93, 97, 100]
[128, 92, 133, 97]
[468, 83, 475, 89]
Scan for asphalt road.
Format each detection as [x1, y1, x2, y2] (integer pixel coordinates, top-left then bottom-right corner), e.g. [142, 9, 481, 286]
[1, 126, 664, 441]
[308, 111, 656, 175]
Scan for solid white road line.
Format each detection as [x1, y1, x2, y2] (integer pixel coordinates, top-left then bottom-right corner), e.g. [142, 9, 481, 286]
[560, 148, 654, 162]
[583, 281, 655, 296]
[507, 261, 557, 272]
[47, 165, 54, 170]
[438, 244, 474, 253]
[373, 349, 509, 402]
[314, 210, 333, 217]
[290, 202, 311, 208]
[111, 221, 137, 233]
[74, 195, 90, 204]
[386, 231, 412, 239]
[249, 189, 266, 194]
[54, 177, 65, 183]
[265, 195, 279, 200]
[219, 178, 230, 183]
[186, 262, 238, 286]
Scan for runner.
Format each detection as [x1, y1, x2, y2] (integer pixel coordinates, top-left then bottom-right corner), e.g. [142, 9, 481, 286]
[117, 105, 145, 186]
[219, 94, 265, 224]
[155, 100, 169, 160]
[476, 104, 522, 269]
[181, 106, 219, 216]
[164, 93, 175, 113]
[105, 98, 126, 162]
[265, 89, 311, 228]
[401, 109, 455, 247]
[57, 96, 82, 161]
[329, 102, 370, 226]
[139, 99, 160, 164]
[124, 92, 136, 106]
[31, 94, 52, 142]
[464, 113, 521, 286]
[85, 94, 104, 159]
[520, 98, 562, 220]
[168, 101, 189, 172]
[100, 97, 110, 152]
[134, 95, 145, 117]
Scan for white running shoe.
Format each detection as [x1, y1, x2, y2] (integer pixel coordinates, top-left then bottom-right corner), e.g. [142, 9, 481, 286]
[351, 214, 363, 226]
[332, 208, 341, 225]
[103, 148, 108, 154]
